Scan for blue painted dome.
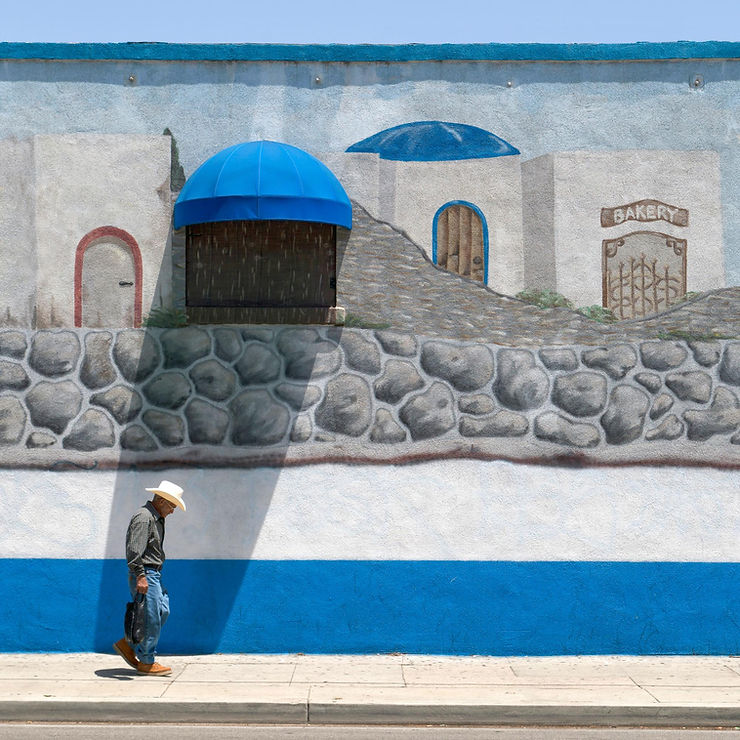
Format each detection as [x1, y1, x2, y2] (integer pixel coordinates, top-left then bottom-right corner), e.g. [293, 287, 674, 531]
[346, 121, 519, 162]
[174, 140, 352, 229]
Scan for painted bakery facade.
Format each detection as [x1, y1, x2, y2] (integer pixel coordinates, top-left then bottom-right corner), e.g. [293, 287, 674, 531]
[0, 42, 738, 658]
[0, 123, 725, 328]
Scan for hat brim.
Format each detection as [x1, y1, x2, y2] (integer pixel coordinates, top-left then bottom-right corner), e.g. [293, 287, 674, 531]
[146, 488, 186, 512]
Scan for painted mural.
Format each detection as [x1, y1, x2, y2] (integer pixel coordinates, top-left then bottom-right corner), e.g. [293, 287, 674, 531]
[0, 42, 738, 657]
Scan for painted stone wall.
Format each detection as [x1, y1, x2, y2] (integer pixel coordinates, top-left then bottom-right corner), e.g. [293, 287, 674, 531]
[0, 327, 737, 469]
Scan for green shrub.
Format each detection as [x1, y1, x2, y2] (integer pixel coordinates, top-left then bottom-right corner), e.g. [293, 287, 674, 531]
[142, 307, 188, 328]
[576, 305, 617, 323]
[657, 329, 734, 341]
[516, 288, 574, 310]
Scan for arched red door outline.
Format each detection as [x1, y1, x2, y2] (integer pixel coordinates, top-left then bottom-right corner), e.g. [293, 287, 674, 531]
[74, 226, 143, 328]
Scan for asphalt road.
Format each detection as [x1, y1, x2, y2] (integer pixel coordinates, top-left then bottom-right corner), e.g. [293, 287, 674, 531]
[1, 727, 738, 739]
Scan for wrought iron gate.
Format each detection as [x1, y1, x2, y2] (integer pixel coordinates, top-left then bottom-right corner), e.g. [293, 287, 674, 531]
[602, 231, 687, 319]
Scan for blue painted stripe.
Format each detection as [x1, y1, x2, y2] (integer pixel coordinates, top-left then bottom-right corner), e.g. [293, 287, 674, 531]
[0, 42, 738, 63]
[2, 559, 738, 655]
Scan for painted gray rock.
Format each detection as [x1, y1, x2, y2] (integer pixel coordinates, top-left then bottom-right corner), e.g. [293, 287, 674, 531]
[143, 372, 191, 409]
[0, 360, 30, 391]
[459, 410, 528, 437]
[640, 342, 688, 371]
[142, 410, 185, 447]
[551, 372, 607, 417]
[274, 383, 323, 411]
[337, 330, 381, 375]
[241, 328, 273, 343]
[369, 409, 407, 443]
[375, 330, 417, 357]
[26, 380, 82, 434]
[534, 412, 600, 448]
[649, 393, 674, 420]
[399, 382, 455, 441]
[185, 399, 229, 445]
[600, 386, 650, 444]
[113, 330, 161, 384]
[634, 372, 662, 394]
[161, 327, 211, 368]
[539, 348, 578, 371]
[234, 344, 281, 385]
[120, 424, 159, 452]
[63, 410, 115, 451]
[458, 394, 495, 416]
[285, 341, 342, 380]
[581, 345, 637, 380]
[374, 360, 425, 404]
[230, 389, 290, 445]
[689, 341, 722, 368]
[494, 349, 549, 410]
[26, 432, 56, 449]
[80, 332, 117, 390]
[665, 372, 712, 403]
[683, 387, 740, 441]
[315, 374, 372, 437]
[646, 415, 684, 441]
[291, 414, 313, 443]
[421, 341, 494, 391]
[91, 386, 142, 425]
[0, 331, 27, 359]
[719, 343, 740, 386]
[190, 360, 236, 401]
[29, 331, 80, 377]
[0, 396, 26, 444]
[213, 328, 242, 362]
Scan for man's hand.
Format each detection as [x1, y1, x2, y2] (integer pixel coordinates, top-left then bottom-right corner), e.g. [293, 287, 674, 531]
[136, 575, 148, 594]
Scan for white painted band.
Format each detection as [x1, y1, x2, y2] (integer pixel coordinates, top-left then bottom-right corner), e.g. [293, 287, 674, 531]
[1, 461, 737, 562]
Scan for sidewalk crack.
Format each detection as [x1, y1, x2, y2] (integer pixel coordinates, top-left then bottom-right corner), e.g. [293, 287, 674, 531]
[630, 676, 660, 703]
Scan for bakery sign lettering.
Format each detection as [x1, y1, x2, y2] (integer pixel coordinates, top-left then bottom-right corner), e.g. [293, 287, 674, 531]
[601, 199, 689, 227]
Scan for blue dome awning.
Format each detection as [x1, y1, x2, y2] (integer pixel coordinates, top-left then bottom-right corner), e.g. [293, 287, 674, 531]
[174, 140, 352, 229]
[347, 121, 519, 161]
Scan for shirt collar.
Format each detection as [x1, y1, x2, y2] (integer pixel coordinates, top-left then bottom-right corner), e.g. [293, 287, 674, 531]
[144, 500, 163, 521]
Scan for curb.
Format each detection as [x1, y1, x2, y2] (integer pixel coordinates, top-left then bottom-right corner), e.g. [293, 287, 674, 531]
[2, 700, 740, 727]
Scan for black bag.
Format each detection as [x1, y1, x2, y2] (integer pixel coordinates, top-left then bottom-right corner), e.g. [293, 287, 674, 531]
[124, 593, 147, 645]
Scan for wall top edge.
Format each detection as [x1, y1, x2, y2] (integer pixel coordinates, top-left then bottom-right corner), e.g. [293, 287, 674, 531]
[0, 41, 739, 64]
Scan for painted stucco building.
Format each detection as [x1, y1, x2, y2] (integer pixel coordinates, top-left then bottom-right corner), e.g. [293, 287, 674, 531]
[0, 41, 738, 657]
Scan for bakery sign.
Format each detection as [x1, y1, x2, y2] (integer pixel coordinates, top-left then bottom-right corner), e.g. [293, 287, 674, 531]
[601, 199, 688, 228]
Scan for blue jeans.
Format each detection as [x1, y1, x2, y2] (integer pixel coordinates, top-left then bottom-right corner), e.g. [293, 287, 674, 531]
[128, 569, 170, 664]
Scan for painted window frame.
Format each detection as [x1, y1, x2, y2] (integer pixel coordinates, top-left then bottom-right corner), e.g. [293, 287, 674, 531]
[432, 201, 489, 284]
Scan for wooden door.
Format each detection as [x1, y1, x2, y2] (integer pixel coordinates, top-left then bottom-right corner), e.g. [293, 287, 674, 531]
[435, 204, 486, 282]
[81, 239, 137, 327]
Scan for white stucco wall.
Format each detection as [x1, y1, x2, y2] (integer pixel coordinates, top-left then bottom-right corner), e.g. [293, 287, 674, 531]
[522, 150, 724, 307]
[1, 462, 738, 562]
[320, 152, 380, 218]
[32, 134, 172, 327]
[0, 139, 36, 326]
[376, 157, 525, 295]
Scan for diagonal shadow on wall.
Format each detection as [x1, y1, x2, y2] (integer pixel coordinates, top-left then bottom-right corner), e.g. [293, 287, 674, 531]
[92, 320, 328, 654]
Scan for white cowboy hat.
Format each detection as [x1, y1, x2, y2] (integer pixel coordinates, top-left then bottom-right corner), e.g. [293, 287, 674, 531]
[146, 480, 186, 512]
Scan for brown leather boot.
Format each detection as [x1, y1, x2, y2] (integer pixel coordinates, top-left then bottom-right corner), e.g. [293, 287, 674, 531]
[136, 661, 172, 676]
[112, 638, 139, 670]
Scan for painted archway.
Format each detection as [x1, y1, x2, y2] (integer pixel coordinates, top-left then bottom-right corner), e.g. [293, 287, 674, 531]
[74, 226, 143, 328]
[432, 201, 489, 283]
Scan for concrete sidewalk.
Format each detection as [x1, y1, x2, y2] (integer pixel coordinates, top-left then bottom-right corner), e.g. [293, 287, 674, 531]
[1, 653, 740, 727]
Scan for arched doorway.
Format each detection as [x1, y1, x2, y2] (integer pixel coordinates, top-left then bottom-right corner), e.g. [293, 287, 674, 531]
[74, 227, 143, 328]
[433, 202, 488, 283]
[602, 231, 687, 319]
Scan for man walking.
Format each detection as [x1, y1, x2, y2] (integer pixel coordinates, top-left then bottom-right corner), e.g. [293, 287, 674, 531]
[113, 480, 186, 676]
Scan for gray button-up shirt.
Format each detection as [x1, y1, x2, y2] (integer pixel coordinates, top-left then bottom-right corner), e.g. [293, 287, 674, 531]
[126, 501, 166, 578]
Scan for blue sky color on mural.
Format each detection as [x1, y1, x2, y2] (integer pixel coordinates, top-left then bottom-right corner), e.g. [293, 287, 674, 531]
[2, 0, 738, 43]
